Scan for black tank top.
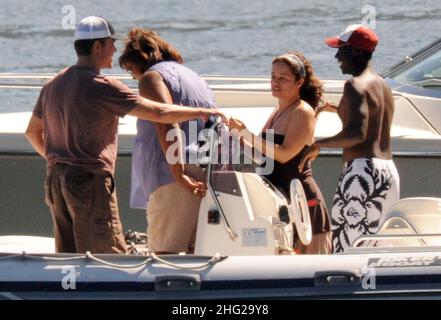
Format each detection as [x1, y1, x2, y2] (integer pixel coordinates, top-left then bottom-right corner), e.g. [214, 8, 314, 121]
[260, 132, 331, 234]
[260, 132, 312, 197]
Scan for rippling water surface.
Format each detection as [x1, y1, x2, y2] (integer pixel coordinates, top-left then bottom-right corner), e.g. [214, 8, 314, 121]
[1, 0, 441, 111]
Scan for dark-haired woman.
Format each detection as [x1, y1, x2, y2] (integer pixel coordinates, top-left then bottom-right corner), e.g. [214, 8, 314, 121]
[229, 52, 332, 254]
[119, 28, 216, 254]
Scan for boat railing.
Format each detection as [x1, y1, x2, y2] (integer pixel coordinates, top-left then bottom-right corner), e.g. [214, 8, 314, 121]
[352, 233, 441, 247]
[344, 244, 441, 254]
[0, 73, 270, 90]
[344, 233, 441, 254]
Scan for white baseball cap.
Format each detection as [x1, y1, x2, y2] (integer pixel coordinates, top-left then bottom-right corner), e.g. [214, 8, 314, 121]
[74, 16, 121, 40]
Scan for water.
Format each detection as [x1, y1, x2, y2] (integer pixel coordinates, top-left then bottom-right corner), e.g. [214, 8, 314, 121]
[1, 0, 441, 112]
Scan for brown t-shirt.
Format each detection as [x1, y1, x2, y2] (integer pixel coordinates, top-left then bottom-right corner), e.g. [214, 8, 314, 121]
[33, 65, 142, 174]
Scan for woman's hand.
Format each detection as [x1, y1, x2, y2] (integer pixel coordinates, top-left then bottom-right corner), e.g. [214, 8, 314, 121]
[177, 173, 207, 197]
[299, 143, 320, 171]
[228, 117, 247, 131]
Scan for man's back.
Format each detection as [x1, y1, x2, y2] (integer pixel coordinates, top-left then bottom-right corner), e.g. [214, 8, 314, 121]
[34, 65, 139, 173]
[340, 71, 394, 161]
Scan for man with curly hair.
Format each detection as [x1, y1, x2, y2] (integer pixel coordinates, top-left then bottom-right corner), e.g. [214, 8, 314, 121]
[118, 28, 215, 254]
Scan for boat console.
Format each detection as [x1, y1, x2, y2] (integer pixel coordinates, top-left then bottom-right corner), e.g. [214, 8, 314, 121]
[194, 117, 312, 256]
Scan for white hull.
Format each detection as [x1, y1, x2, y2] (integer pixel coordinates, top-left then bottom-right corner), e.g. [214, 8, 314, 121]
[1, 75, 441, 300]
[1, 237, 441, 299]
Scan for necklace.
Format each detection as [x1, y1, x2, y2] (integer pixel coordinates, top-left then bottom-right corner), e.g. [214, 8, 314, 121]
[268, 98, 301, 129]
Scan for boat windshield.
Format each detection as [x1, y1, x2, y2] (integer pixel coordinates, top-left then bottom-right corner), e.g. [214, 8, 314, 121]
[383, 41, 441, 89]
[393, 48, 441, 88]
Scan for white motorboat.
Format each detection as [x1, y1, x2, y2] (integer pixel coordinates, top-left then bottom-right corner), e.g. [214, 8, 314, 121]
[0, 73, 440, 236]
[0, 116, 441, 300]
[0, 120, 440, 300]
[1, 40, 441, 300]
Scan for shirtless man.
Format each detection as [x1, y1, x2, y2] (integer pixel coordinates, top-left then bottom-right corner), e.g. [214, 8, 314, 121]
[299, 25, 400, 252]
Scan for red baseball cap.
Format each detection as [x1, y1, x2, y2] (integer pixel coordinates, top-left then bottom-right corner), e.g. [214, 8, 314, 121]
[324, 24, 379, 53]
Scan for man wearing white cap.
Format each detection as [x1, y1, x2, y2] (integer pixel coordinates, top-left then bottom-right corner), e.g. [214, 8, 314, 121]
[25, 16, 225, 254]
[300, 25, 400, 253]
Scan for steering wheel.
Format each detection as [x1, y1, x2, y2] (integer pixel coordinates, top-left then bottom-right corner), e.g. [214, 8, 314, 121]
[289, 179, 312, 246]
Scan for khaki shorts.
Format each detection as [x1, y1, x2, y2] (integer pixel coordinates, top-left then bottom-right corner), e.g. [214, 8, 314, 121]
[146, 182, 202, 253]
[45, 163, 127, 254]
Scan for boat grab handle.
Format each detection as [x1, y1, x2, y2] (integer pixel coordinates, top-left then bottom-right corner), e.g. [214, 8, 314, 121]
[155, 274, 201, 291]
[314, 270, 361, 287]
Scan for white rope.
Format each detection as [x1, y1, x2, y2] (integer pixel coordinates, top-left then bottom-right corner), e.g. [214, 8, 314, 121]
[0, 253, 23, 261]
[151, 252, 225, 270]
[86, 252, 154, 269]
[0, 251, 226, 270]
[26, 254, 87, 262]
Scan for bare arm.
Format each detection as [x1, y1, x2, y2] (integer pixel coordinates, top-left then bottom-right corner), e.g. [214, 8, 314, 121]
[139, 71, 207, 196]
[230, 106, 315, 164]
[25, 114, 45, 158]
[316, 102, 338, 115]
[129, 75, 225, 125]
[315, 81, 368, 149]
